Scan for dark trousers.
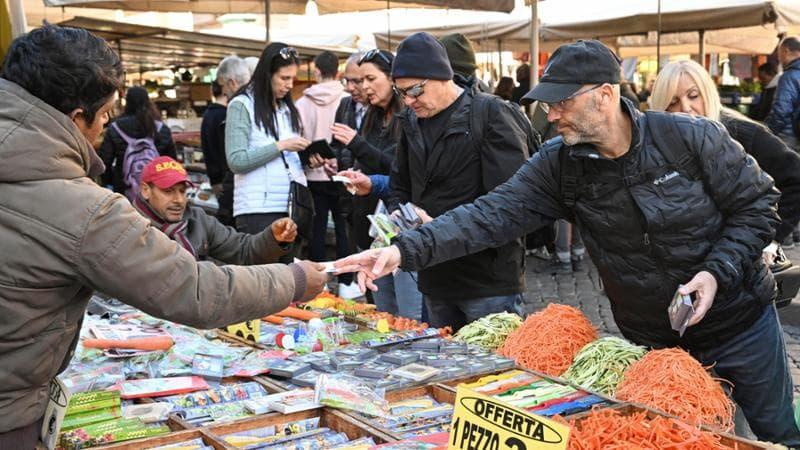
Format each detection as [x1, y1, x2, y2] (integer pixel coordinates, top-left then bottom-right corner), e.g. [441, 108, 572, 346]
[235, 212, 298, 264]
[0, 417, 42, 449]
[692, 305, 800, 447]
[309, 181, 352, 285]
[424, 293, 524, 331]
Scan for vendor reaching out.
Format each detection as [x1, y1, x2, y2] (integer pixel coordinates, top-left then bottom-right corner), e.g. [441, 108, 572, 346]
[135, 156, 297, 264]
[336, 40, 800, 446]
[0, 25, 327, 447]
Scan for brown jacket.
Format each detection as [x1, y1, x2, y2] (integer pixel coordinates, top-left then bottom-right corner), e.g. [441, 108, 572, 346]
[0, 78, 300, 433]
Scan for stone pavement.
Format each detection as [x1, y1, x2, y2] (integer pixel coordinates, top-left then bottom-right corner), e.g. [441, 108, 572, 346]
[521, 248, 800, 395]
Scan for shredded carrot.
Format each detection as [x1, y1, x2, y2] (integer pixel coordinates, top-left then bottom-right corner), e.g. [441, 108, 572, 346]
[498, 304, 597, 376]
[262, 315, 285, 324]
[274, 306, 321, 321]
[556, 408, 731, 449]
[615, 348, 735, 431]
[82, 336, 174, 351]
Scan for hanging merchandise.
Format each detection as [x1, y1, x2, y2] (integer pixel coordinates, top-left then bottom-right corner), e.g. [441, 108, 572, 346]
[615, 348, 735, 431]
[562, 336, 647, 395]
[499, 304, 597, 376]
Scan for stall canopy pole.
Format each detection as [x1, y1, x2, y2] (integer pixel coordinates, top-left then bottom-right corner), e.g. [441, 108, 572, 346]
[656, 0, 662, 72]
[264, 0, 270, 42]
[530, 0, 539, 88]
[698, 29, 706, 68]
[498, 39, 503, 77]
[386, 0, 391, 50]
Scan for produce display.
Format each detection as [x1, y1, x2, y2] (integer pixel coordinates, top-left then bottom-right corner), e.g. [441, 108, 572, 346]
[452, 312, 523, 350]
[499, 304, 597, 376]
[561, 407, 733, 449]
[615, 348, 736, 431]
[562, 336, 647, 395]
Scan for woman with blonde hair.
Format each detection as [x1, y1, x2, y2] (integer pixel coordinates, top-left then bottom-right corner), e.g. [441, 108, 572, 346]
[650, 59, 800, 251]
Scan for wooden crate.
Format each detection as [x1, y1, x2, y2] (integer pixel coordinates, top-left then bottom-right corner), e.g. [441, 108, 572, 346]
[205, 408, 395, 446]
[88, 428, 227, 450]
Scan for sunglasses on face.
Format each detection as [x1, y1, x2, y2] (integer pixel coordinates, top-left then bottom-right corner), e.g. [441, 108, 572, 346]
[394, 79, 429, 100]
[359, 49, 392, 66]
[278, 47, 299, 60]
[545, 84, 602, 112]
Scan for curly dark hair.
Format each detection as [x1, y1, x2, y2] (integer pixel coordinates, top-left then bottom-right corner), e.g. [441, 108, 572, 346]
[1, 24, 124, 125]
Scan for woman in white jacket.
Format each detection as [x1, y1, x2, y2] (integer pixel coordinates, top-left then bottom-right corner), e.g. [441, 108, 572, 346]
[226, 43, 310, 261]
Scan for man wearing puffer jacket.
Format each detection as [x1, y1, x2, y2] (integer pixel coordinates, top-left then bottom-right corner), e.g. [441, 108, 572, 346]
[337, 40, 800, 447]
[767, 36, 800, 149]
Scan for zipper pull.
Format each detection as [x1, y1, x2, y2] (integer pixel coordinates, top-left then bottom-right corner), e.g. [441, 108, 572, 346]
[643, 233, 650, 246]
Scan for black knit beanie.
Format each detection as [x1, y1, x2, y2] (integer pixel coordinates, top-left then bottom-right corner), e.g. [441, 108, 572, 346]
[439, 33, 478, 78]
[391, 32, 454, 81]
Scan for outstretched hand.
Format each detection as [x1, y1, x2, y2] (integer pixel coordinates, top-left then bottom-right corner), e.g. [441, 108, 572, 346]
[334, 245, 402, 293]
[679, 270, 718, 327]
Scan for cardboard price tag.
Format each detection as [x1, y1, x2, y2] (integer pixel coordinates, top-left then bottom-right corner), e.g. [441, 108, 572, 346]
[448, 386, 569, 450]
[226, 320, 260, 343]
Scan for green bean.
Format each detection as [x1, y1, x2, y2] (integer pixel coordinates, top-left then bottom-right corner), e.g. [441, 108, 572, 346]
[453, 312, 524, 350]
[562, 336, 647, 395]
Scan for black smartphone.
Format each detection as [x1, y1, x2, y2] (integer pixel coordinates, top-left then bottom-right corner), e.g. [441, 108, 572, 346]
[307, 139, 336, 159]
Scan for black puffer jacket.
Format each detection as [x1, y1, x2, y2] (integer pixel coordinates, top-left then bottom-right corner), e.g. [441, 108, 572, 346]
[390, 91, 530, 301]
[396, 100, 779, 351]
[720, 108, 800, 242]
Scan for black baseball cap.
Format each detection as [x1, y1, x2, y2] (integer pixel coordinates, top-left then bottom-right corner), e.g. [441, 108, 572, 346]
[521, 40, 621, 105]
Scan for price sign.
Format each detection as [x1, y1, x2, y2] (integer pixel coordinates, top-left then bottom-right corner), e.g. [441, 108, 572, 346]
[448, 386, 569, 450]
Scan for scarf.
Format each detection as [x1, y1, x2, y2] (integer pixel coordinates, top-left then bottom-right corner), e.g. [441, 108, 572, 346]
[133, 194, 197, 258]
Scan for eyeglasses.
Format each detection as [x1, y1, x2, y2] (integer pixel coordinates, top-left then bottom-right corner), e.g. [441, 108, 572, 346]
[342, 77, 363, 86]
[278, 47, 299, 60]
[545, 84, 602, 112]
[359, 49, 392, 66]
[394, 79, 429, 100]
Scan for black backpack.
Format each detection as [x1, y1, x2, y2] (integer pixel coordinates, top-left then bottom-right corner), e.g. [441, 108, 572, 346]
[469, 92, 541, 160]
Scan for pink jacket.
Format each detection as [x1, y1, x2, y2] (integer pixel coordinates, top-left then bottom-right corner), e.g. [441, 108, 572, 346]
[297, 80, 345, 181]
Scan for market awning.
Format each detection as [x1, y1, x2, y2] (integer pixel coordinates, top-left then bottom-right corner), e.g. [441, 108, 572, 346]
[43, 0, 514, 15]
[58, 16, 354, 72]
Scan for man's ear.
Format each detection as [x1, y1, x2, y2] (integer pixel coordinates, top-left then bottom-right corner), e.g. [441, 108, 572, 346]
[68, 108, 88, 130]
[140, 183, 151, 201]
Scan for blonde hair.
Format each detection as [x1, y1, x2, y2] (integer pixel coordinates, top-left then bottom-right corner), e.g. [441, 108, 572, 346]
[649, 60, 721, 121]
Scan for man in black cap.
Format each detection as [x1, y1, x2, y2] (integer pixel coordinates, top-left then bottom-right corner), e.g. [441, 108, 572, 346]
[385, 31, 535, 331]
[337, 39, 800, 447]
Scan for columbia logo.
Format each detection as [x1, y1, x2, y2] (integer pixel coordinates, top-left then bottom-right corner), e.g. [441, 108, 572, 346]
[654, 171, 679, 185]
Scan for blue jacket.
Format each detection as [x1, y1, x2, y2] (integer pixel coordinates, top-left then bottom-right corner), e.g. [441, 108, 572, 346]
[766, 58, 800, 139]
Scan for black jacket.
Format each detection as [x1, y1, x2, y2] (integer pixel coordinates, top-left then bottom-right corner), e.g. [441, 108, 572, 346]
[720, 108, 800, 242]
[333, 96, 363, 170]
[200, 103, 229, 186]
[750, 86, 776, 122]
[390, 91, 530, 300]
[396, 100, 779, 350]
[99, 115, 177, 194]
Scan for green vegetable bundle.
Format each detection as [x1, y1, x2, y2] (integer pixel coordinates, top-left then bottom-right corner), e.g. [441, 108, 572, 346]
[453, 312, 523, 350]
[562, 336, 647, 395]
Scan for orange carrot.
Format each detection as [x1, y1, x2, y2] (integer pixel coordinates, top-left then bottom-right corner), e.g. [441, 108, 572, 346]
[615, 348, 735, 431]
[557, 408, 730, 449]
[263, 315, 285, 324]
[275, 306, 321, 321]
[83, 336, 174, 351]
[498, 304, 597, 376]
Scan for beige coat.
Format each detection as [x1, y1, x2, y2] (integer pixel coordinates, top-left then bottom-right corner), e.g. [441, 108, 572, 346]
[0, 78, 298, 433]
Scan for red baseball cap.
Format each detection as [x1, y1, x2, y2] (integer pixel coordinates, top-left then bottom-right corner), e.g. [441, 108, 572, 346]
[140, 156, 195, 189]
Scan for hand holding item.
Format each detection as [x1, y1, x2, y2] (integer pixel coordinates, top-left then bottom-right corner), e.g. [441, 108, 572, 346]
[293, 260, 329, 301]
[413, 206, 433, 224]
[330, 123, 357, 146]
[277, 137, 311, 152]
[308, 153, 326, 169]
[271, 217, 297, 243]
[323, 158, 338, 177]
[333, 245, 401, 293]
[335, 170, 372, 196]
[679, 271, 718, 327]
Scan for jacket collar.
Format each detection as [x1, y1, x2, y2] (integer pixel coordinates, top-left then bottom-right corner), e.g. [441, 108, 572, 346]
[785, 58, 800, 72]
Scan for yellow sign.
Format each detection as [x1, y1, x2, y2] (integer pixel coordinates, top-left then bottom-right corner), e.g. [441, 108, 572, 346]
[448, 386, 569, 450]
[225, 320, 260, 343]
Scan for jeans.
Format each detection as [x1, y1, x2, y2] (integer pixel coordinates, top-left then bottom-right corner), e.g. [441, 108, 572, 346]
[373, 270, 424, 321]
[309, 181, 352, 285]
[692, 305, 800, 447]
[424, 293, 524, 330]
[554, 219, 585, 263]
[235, 212, 298, 264]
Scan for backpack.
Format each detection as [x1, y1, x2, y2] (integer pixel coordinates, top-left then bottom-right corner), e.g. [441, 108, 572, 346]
[469, 92, 541, 160]
[560, 111, 800, 307]
[112, 121, 162, 201]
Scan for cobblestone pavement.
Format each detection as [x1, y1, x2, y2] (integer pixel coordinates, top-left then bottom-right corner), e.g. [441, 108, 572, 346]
[521, 247, 800, 395]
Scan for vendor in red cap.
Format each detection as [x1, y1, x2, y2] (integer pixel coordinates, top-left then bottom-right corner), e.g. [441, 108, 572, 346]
[134, 156, 297, 264]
